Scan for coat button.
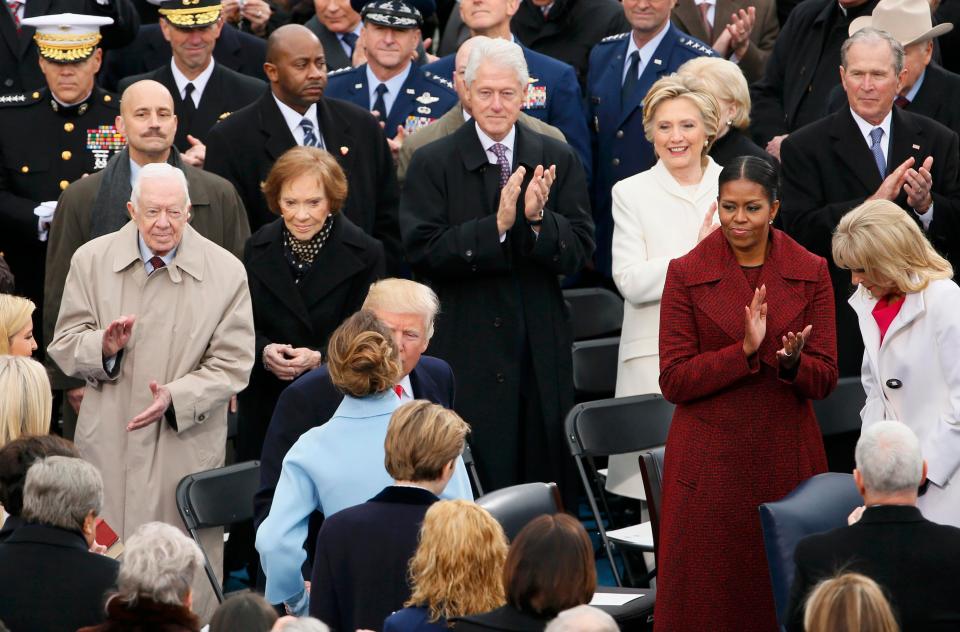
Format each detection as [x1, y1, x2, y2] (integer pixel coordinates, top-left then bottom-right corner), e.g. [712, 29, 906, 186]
[64, 122, 75, 132]
[885, 379, 903, 389]
[465, 249, 473, 258]
[3, 79, 12, 87]
[20, 165, 28, 173]
[496, 372, 505, 383]
[493, 317, 502, 327]
[198, 413, 206, 422]
[60, 180, 69, 190]
[31, 91, 39, 99]
[61, 150, 72, 161]
[103, 94, 112, 102]
[616, 130, 624, 139]
[612, 158, 620, 167]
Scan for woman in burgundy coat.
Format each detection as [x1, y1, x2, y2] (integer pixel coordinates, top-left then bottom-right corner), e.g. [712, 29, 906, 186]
[654, 156, 838, 631]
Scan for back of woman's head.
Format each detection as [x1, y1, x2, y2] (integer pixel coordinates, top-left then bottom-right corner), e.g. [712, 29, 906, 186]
[117, 522, 204, 607]
[718, 155, 780, 203]
[326, 310, 402, 397]
[0, 295, 34, 355]
[0, 355, 51, 447]
[804, 573, 899, 632]
[0, 434, 79, 516]
[407, 499, 509, 622]
[504, 513, 597, 617]
[209, 592, 278, 632]
[833, 199, 952, 293]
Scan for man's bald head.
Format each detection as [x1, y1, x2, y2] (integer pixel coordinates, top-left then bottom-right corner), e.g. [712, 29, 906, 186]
[117, 80, 177, 164]
[264, 24, 328, 113]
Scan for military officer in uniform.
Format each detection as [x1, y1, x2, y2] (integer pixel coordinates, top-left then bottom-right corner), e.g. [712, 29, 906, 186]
[586, 1, 714, 279]
[325, 0, 457, 140]
[117, 0, 266, 166]
[0, 14, 124, 355]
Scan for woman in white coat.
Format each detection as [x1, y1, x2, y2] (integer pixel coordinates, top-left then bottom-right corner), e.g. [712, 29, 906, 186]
[606, 76, 722, 497]
[833, 200, 960, 527]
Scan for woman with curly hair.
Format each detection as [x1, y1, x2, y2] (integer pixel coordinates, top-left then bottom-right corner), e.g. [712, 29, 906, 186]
[384, 500, 509, 631]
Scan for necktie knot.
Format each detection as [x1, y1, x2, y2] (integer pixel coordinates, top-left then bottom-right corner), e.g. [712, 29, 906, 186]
[184, 82, 195, 98]
[375, 83, 388, 96]
[895, 95, 910, 109]
[341, 31, 358, 54]
[300, 118, 320, 147]
[869, 127, 884, 144]
[148, 256, 166, 272]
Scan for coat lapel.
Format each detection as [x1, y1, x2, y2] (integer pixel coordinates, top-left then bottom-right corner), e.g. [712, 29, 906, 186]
[195, 64, 229, 133]
[0, 6, 19, 59]
[260, 93, 297, 161]
[683, 233, 751, 344]
[880, 287, 924, 349]
[618, 27, 675, 127]
[246, 221, 313, 328]
[457, 122, 501, 212]
[295, 218, 368, 310]
[386, 67, 418, 133]
[318, 99, 356, 175]
[848, 289, 881, 371]
[673, 0, 708, 42]
[888, 106, 924, 170]
[831, 108, 883, 193]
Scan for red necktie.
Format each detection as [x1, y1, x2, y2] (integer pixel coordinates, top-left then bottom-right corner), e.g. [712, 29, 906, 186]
[895, 95, 910, 109]
[149, 256, 166, 273]
[6, 0, 21, 31]
[394, 384, 403, 398]
[697, 2, 713, 42]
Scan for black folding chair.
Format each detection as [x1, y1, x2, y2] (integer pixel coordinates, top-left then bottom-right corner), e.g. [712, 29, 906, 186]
[476, 482, 562, 541]
[176, 460, 260, 603]
[461, 441, 484, 497]
[563, 287, 624, 340]
[638, 447, 665, 566]
[566, 395, 675, 586]
[571, 337, 620, 400]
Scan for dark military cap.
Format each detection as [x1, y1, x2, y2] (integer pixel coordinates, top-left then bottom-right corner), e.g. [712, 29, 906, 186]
[158, 0, 222, 29]
[350, 0, 436, 28]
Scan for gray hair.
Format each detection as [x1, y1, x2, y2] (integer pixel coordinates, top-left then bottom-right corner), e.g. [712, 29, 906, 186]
[464, 37, 529, 89]
[546, 605, 619, 632]
[855, 420, 924, 493]
[841, 27, 905, 76]
[117, 522, 204, 607]
[280, 618, 330, 632]
[130, 162, 191, 213]
[22, 456, 103, 532]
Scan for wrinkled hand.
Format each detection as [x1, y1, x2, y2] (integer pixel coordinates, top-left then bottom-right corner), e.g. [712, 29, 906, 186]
[698, 201, 720, 243]
[903, 155, 934, 212]
[725, 7, 755, 58]
[263, 343, 298, 380]
[765, 134, 788, 162]
[848, 505, 866, 525]
[777, 324, 812, 369]
[221, 0, 241, 22]
[127, 380, 172, 431]
[102, 314, 136, 359]
[497, 166, 525, 234]
[240, 0, 271, 33]
[742, 284, 767, 356]
[285, 347, 322, 377]
[181, 135, 206, 168]
[67, 386, 85, 414]
[523, 164, 555, 225]
[870, 157, 914, 201]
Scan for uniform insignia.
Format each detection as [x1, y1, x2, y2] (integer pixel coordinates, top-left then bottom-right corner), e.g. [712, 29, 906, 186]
[600, 31, 629, 43]
[406, 88, 416, 94]
[218, 111, 231, 120]
[404, 115, 435, 134]
[527, 77, 538, 83]
[86, 125, 126, 169]
[417, 105, 431, 114]
[327, 66, 353, 77]
[416, 92, 440, 104]
[682, 38, 715, 56]
[523, 85, 547, 110]
[340, 146, 349, 156]
[912, 144, 921, 150]
[354, 83, 364, 89]
[653, 58, 662, 65]
[424, 71, 454, 90]
[0, 94, 27, 106]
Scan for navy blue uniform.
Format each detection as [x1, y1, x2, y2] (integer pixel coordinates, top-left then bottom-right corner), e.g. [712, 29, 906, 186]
[423, 42, 592, 182]
[586, 25, 713, 277]
[325, 63, 458, 139]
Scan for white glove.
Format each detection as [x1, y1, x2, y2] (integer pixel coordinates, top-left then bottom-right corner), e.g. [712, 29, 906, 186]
[34, 201, 57, 242]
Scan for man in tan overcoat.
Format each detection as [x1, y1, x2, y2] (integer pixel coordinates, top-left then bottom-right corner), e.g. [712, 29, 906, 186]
[48, 162, 255, 621]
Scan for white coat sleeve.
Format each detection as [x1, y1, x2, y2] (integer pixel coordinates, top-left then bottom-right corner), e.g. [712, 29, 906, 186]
[610, 182, 671, 306]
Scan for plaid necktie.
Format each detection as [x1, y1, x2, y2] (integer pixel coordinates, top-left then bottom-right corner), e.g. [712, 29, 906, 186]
[6, 0, 21, 30]
[490, 143, 511, 188]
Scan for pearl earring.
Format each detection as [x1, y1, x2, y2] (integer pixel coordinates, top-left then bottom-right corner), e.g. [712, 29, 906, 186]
[768, 220, 773, 225]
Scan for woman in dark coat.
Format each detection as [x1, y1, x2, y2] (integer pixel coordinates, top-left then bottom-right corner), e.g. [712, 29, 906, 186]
[237, 146, 385, 462]
[654, 157, 837, 631]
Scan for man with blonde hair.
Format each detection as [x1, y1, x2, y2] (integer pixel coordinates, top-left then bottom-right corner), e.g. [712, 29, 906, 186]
[254, 279, 458, 547]
[309, 401, 469, 627]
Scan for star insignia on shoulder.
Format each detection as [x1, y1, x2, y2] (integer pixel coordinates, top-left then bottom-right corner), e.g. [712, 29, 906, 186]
[327, 66, 354, 77]
[0, 93, 28, 107]
[424, 71, 454, 90]
[601, 31, 629, 43]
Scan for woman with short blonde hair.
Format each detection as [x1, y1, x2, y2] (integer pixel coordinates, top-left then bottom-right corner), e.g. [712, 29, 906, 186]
[832, 200, 960, 527]
[641, 76, 721, 160]
[0, 356, 51, 447]
[384, 500, 508, 631]
[803, 573, 899, 632]
[0, 295, 37, 356]
[676, 58, 772, 167]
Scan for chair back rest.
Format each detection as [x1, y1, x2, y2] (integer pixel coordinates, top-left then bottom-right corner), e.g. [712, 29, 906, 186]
[571, 337, 620, 397]
[176, 461, 260, 531]
[563, 288, 624, 340]
[813, 377, 865, 436]
[758, 472, 862, 628]
[565, 394, 674, 458]
[476, 482, 562, 541]
[639, 447, 666, 555]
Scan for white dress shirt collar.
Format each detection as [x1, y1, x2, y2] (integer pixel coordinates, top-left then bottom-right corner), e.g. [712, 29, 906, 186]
[625, 20, 671, 82]
[850, 107, 893, 163]
[904, 70, 925, 103]
[696, 0, 716, 27]
[272, 93, 322, 147]
[365, 62, 413, 118]
[170, 57, 215, 107]
[476, 122, 517, 165]
[337, 21, 363, 57]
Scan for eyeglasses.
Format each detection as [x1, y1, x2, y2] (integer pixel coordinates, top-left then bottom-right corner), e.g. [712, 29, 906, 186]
[141, 208, 187, 220]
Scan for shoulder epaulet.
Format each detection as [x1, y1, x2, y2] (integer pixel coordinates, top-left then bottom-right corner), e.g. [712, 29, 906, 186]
[423, 70, 454, 91]
[677, 36, 716, 56]
[0, 90, 41, 108]
[600, 31, 630, 44]
[328, 66, 355, 77]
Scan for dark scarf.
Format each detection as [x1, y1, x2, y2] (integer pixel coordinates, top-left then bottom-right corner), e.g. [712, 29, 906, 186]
[89, 147, 187, 240]
[78, 595, 201, 632]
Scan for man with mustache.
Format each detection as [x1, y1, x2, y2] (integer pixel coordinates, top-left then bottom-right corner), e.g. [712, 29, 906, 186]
[44, 79, 250, 439]
[205, 24, 402, 271]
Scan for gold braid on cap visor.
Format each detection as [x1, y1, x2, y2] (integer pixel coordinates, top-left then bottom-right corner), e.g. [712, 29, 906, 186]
[158, 6, 222, 27]
[33, 31, 102, 63]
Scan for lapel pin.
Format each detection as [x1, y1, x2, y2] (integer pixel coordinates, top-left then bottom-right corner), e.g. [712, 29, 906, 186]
[653, 58, 662, 65]
[912, 144, 921, 150]
[340, 146, 349, 156]
[406, 88, 416, 95]
[354, 83, 363, 89]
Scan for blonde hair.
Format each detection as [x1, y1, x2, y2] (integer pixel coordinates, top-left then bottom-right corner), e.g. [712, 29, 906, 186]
[406, 500, 508, 623]
[642, 75, 721, 158]
[804, 573, 900, 632]
[362, 278, 440, 340]
[676, 57, 751, 129]
[385, 400, 470, 482]
[0, 295, 35, 355]
[326, 310, 402, 397]
[0, 356, 51, 447]
[832, 200, 953, 293]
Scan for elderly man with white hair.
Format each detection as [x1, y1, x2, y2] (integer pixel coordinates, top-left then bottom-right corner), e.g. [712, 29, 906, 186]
[786, 421, 960, 632]
[48, 162, 255, 621]
[546, 605, 618, 632]
[400, 38, 594, 500]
